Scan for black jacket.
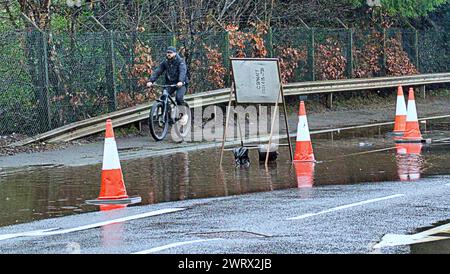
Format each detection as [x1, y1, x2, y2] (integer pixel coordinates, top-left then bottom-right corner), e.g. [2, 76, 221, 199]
[149, 54, 189, 84]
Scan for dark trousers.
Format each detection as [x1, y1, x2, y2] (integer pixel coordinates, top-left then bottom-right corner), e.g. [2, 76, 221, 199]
[167, 85, 187, 105]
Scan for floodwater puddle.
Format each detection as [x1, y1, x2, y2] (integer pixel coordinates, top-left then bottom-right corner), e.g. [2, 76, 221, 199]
[1, 120, 450, 227]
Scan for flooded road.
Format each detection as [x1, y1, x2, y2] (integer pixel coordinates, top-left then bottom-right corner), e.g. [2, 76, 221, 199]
[0, 120, 449, 228]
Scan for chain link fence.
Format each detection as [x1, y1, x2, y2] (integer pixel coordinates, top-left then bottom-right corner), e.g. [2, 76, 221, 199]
[272, 28, 311, 82]
[0, 28, 448, 136]
[0, 31, 45, 136]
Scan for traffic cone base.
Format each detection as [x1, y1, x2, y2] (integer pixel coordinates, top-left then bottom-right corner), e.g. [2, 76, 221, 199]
[395, 138, 424, 143]
[86, 196, 142, 205]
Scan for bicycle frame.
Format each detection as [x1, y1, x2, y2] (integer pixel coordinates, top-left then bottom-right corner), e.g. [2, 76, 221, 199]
[153, 84, 179, 124]
[148, 83, 190, 141]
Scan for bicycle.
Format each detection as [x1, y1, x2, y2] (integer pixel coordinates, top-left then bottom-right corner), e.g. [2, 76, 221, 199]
[148, 84, 191, 141]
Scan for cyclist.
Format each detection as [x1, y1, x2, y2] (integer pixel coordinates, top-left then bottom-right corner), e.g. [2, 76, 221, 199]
[146, 46, 188, 106]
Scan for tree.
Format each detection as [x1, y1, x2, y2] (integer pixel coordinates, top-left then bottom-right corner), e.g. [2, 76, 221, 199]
[348, 0, 449, 18]
[0, 1, 22, 31]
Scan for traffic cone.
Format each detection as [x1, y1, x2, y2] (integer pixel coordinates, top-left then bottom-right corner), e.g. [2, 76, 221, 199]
[294, 101, 315, 162]
[293, 161, 315, 188]
[397, 88, 423, 143]
[392, 86, 407, 136]
[85, 119, 141, 205]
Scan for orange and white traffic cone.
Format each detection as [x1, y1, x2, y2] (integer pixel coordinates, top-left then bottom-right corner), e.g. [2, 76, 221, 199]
[294, 161, 315, 188]
[396, 88, 423, 143]
[294, 101, 315, 162]
[392, 86, 407, 136]
[86, 119, 141, 206]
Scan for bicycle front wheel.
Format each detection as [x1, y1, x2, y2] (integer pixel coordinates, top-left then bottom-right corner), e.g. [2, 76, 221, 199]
[149, 101, 169, 141]
[173, 102, 192, 141]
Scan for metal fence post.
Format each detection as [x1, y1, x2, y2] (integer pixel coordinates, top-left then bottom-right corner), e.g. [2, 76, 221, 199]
[223, 31, 231, 86]
[381, 28, 387, 76]
[106, 31, 117, 111]
[414, 29, 419, 72]
[268, 27, 274, 57]
[308, 28, 315, 81]
[41, 32, 52, 131]
[347, 28, 354, 78]
[172, 33, 177, 47]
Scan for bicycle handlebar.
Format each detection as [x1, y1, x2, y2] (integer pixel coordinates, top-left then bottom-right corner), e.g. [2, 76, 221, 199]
[151, 83, 185, 88]
[151, 84, 177, 87]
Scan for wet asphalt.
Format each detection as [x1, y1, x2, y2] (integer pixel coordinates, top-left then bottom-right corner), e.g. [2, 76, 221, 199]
[0, 174, 449, 254]
[1, 102, 450, 254]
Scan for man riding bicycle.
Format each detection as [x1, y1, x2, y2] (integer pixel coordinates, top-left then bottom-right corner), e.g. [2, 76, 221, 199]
[146, 46, 188, 106]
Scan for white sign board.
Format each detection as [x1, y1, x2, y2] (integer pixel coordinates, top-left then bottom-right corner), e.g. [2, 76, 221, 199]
[231, 59, 282, 104]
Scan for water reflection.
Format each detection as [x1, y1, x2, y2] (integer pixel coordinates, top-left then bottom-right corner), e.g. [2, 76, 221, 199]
[141, 151, 190, 203]
[395, 143, 424, 181]
[1, 123, 450, 227]
[293, 162, 315, 188]
[216, 166, 229, 196]
[100, 204, 127, 249]
[173, 152, 189, 201]
[263, 164, 274, 192]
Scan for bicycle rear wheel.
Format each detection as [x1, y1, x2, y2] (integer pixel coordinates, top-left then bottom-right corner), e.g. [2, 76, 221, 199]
[149, 101, 169, 141]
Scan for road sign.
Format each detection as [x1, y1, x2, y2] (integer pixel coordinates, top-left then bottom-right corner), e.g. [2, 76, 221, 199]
[231, 58, 282, 104]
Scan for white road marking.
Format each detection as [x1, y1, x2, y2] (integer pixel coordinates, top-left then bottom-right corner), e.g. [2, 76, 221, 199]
[0, 208, 185, 241]
[287, 194, 405, 220]
[0, 228, 59, 241]
[133, 238, 222, 254]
